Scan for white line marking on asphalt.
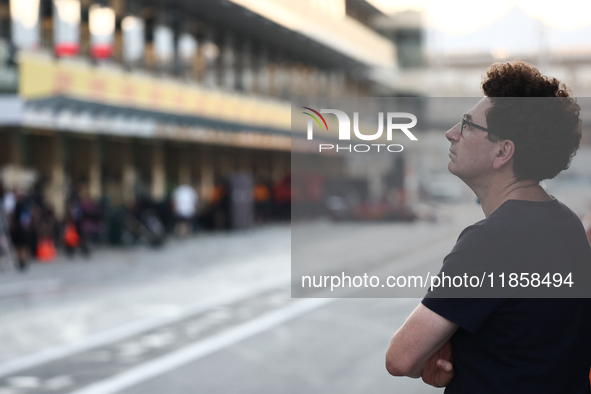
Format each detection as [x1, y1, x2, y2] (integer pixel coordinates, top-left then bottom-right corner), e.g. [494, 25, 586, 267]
[44, 375, 74, 390]
[69, 297, 334, 394]
[0, 275, 290, 379]
[0, 233, 458, 383]
[6, 376, 40, 388]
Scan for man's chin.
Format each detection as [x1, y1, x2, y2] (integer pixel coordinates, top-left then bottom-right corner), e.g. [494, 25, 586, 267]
[447, 161, 456, 175]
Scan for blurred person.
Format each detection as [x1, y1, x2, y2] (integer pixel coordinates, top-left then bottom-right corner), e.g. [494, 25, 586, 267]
[64, 183, 89, 257]
[172, 184, 198, 236]
[0, 208, 12, 269]
[254, 181, 272, 222]
[29, 179, 58, 262]
[36, 206, 58, 262]
[9, 190, 37, 271]
[273, 173, 292, 220]
[79, 189, 104, 243]
[28, 179, 48, 258]
[203, 182, 229, 230]
[0, 183, 14, 269]
[0, 182, 6, 214]
[2, 185, 16, 218]
[386, 61, 591, 392]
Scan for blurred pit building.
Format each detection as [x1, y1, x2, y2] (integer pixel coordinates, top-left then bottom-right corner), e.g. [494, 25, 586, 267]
[0, 0, 422, 220]
[3, 0, 591, 224]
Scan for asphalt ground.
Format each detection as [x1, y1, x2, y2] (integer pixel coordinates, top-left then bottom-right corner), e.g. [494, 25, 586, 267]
[0, 192, 587, 393]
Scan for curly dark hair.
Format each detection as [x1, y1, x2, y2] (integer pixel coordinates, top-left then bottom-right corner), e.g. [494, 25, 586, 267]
[481, 60, 581, 182]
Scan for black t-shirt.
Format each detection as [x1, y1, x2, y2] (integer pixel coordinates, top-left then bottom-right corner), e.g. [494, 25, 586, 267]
[422, 199, 591, 393]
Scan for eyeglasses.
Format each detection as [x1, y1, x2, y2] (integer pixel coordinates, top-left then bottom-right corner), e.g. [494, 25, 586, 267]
[460, 114, 489, 137]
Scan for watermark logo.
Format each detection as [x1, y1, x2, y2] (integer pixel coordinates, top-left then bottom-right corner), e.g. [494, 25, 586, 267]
[302, 107, 418, 153]
[302, 107, 329, 136]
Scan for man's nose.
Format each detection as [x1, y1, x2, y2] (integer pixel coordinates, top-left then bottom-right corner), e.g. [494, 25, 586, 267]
[445, 123, 460, 142]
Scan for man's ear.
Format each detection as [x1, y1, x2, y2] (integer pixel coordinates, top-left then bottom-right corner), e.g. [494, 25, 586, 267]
[492, 139, 515, 170]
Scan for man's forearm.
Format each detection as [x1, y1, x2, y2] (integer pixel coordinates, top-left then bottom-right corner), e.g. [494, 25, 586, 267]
[385, 304, 457, 380]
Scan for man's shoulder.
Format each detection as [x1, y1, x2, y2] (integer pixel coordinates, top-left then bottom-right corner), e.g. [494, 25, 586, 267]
[461, 198, 583, 240]
[490, 198, 577, 222]
[455, 219, 495, 247]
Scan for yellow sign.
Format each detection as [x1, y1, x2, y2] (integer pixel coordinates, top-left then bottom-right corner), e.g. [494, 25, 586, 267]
[18, 52, 291, 131]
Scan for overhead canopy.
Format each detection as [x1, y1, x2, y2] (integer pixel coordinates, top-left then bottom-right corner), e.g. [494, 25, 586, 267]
[225, 0, 396, 69]
[23, 96, 291, 151]
[144, 0, 397, 78]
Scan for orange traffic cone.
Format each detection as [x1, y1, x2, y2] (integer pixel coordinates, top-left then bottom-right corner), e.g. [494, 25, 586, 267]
[37, 237, 57, 262]
[64, 223, 80, 247]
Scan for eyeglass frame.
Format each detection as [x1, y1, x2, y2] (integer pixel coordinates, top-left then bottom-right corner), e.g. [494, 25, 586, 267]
[460, 114, 489, 137]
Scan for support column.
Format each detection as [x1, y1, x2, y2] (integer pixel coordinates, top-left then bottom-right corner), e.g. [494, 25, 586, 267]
[6, 130, 23, 189]
[221, 31, 236, 90]
[240, 38, 254, 94]
[178, 147, 191, 185]
[200, 148, 214, 203]
[89, 138, 102, 200]
[270, 51, 285, 98]
[284, 152, 291, 177]
[49, 135, 66, 221]
[271, 151, 284, 182]
[238, 149, 251, 173]
[121, 141, 136, 205]
[202, 27, 218, 89]
[151, 143, 165, 201]
[253, 150, 271, 182]
[257, 45, 269, 95]
[218, 147, 234, 177]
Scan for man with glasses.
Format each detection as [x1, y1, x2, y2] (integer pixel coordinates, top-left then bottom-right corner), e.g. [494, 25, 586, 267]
[385, 61, 591, 393]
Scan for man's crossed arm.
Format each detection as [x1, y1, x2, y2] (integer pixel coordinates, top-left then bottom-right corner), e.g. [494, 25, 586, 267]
[385, 303, 458, 387]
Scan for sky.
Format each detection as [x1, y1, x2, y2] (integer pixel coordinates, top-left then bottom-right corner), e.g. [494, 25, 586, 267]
[367, 0, 591, 55]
